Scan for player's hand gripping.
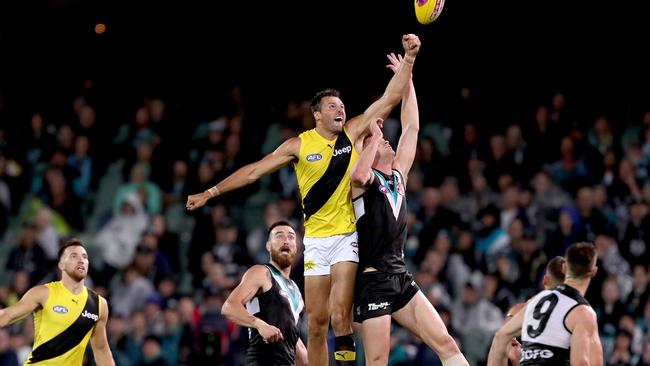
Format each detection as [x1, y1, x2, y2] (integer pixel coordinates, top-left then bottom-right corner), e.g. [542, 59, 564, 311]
[370, 118, 384, 140]
[402, 34, 421, 59]
[186, 191, 210, 211]
[258, 321, 284, 343]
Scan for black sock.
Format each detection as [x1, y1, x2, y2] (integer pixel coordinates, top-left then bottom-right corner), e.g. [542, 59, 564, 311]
[334, 334, 356, 365]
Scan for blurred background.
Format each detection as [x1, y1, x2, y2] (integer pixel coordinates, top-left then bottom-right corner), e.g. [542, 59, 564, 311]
[1, 0, 650, 365]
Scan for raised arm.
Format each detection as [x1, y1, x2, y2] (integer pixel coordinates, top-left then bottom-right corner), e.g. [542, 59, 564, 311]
[221, 265, 284, 343]
[568, 306, 603, 366]
[487, 306, 524, 366]
[186, 136, 300, 210]
[90, 298, 115, 366]
[350, 119, 383, 198]
[385, 53, 419, 179]
[346, 34, 421, 142]
[0, 285, 47, 327]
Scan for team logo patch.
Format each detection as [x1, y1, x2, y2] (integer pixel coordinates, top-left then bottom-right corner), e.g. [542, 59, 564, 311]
[304, 260, 316, 271]
[397, 183, 405, 195]
[351, 242, 358, 248]
[379, 186, 389, 194]
[306, 153, 322, 162]
[52, 305, 68, 314]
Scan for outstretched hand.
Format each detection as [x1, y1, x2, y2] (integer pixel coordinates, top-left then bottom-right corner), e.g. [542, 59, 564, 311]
[402, 34, 421, 58]
[386, 53, 403, 74]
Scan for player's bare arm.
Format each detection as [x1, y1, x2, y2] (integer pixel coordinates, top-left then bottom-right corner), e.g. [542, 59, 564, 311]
[567, 306, 603, 366]
[346, 34, 421, 142]
[487, 307, 525, 366]
[221, 265, 284, 343]
[350, 119, 383, 195]
[386, 53, 419, 180]
[0, 285, 48, 327]
[186, 137, 300, 210]
[296, 338, 308, 366]
[90, 298, 116, 366]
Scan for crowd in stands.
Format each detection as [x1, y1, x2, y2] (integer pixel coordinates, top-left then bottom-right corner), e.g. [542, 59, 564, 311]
[1, 82, 650, 366]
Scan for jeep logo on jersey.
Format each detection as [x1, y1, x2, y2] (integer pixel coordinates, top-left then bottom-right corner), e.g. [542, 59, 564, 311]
[306, 153, 322, 162]
[52, 305, 68, 314]
[332, 145, 352, 157]
[81, 310, 99, 322]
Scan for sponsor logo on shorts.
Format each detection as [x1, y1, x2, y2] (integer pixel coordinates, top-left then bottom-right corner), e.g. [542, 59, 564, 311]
[306, 153, 322, 162]
[304, 260, 316, 271]
[53, 305, 68, 314]
[367, 301, 390, 311]
[521, 349, 554, 361]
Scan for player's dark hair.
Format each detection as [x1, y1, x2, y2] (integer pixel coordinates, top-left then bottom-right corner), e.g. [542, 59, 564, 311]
[267, 221, 296, 236]
[546, 256, 566, 284]
[58, 238, 85, 261]
[565, 242, 597, 279]
[310, 89, 341, 114]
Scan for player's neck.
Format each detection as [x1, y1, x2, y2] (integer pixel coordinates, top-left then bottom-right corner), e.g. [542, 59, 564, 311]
[563, 278, 589, 296]
[270, 261, 291, 279]
[374, 159, 392, 176]
[315, 125, 338, 141]
[61, 275, 85, 295]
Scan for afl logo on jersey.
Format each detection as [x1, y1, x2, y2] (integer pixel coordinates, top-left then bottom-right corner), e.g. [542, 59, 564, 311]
[306, 153, 322, 162]
[53, 305, 68, 314]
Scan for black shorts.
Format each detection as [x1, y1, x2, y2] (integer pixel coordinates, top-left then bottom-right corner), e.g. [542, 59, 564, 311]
[353, 271, 420, 323]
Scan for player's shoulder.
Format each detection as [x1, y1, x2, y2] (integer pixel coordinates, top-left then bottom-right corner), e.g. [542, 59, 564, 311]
[569, 303, 597, 319]
[245, 264, 273, 281]
[564, 302, 597, 334]
[22, 284, 51, 304]
[278, 136, 302, 157]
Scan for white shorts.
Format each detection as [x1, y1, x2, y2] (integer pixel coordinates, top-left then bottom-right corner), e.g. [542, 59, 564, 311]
[303, 232, 358, 276]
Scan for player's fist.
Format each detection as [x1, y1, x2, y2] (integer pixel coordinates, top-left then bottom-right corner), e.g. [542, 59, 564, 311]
[186, 191, 210, 211]
[402, 34, 421, 57]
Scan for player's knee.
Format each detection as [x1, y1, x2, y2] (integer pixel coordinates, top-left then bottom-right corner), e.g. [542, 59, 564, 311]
[307, 312, 329, 336]
[330, 303, 352, 328]
[367, 353, 388, 366]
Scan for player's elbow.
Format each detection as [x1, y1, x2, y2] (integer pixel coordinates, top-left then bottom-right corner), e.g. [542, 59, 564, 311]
[221, 301, 233, 319]
[0, 311, 12, 327]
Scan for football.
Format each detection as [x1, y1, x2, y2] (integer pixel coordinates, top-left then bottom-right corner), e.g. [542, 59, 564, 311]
[414, 0, 445, 25]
